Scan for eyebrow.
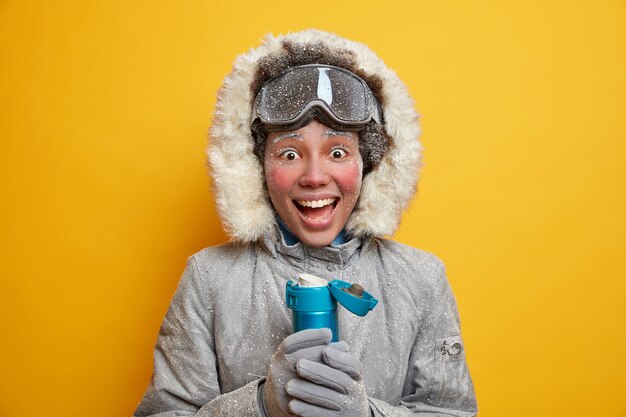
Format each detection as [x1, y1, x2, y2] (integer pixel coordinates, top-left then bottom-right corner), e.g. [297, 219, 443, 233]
[324, 130, 357, 140]
[271, 129, 356, 143]
[272, 132, 303, 143]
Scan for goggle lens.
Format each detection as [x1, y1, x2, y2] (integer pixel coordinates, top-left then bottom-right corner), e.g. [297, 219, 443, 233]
[253, 65, 380, 128]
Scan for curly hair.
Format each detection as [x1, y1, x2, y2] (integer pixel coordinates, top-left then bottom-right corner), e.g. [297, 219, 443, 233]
[250, 40, 389, 175]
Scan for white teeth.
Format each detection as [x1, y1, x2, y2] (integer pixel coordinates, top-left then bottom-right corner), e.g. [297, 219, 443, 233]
[297, 198, 336, 208]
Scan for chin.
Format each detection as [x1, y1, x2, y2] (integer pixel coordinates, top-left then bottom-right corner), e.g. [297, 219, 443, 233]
[300, 235, 336, 248]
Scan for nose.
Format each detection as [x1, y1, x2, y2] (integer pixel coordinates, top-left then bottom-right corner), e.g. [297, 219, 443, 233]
[299, 157, 330, 188]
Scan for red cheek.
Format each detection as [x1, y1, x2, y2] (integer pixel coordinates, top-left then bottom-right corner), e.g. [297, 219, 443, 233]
[333, 163, 362, 193]
[265, 165, 297, 193]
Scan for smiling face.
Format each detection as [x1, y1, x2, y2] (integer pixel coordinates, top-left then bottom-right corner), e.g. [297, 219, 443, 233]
[264, 119, 363, 247]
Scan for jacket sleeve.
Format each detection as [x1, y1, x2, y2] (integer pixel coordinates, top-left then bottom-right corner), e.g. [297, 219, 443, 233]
[133, 256, 262, 417]
[368, 258, 478, 417]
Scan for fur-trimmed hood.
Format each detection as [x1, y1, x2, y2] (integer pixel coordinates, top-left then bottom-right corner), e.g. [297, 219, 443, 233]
[208, 29, 421, 242]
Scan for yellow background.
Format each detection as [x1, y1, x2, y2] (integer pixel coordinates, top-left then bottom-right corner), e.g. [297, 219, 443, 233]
[1, 1, 625, 416]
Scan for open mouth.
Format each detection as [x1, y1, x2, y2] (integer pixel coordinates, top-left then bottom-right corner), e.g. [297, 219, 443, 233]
[294, 198, 338, 221]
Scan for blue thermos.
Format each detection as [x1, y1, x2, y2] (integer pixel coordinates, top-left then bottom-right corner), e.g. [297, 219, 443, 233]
[286, 273, 378, 342]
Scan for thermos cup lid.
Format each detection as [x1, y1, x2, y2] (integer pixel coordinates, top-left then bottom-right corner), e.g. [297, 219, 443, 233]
[328, 280, 378, 317]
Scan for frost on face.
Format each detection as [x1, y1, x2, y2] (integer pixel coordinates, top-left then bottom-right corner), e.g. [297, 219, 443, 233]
[262, 120, 362, 248]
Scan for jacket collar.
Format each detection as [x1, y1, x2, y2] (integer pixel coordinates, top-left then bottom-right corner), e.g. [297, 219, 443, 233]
[260, 224, 364, 270]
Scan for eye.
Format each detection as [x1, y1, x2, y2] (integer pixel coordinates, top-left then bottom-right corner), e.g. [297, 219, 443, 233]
[330, 148, 348, 159]
[280, 149, 300, 161]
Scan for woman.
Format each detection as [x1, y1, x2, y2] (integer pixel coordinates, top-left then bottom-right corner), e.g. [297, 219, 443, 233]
[135, 29, 477, 417]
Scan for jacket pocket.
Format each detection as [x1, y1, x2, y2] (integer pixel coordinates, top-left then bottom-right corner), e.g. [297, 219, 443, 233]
[428, 335, 474, 409]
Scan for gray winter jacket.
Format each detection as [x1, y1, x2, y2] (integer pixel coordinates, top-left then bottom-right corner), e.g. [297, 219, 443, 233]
[134, 229, 477, 416]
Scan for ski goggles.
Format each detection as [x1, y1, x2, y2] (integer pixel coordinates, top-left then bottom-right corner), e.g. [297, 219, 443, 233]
[251, 64, 382, 131]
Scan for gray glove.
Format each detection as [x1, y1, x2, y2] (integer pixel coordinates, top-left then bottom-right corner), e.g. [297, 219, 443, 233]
[286, 345, 372, 417]
[262, 328, 348, 417]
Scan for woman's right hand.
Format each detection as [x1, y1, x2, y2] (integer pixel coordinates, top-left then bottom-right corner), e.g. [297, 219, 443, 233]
[262, 328, 347, 417]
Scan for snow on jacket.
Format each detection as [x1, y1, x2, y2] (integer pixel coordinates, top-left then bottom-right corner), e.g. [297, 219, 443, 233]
[134, 231, 477, 416]
[134, 29, 477, 416]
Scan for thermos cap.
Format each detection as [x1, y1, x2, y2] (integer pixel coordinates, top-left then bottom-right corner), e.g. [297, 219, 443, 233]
[328, 280, 378, 317]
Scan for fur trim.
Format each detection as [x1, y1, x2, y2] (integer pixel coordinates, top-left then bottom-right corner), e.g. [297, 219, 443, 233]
[208, 29, 421, 242]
